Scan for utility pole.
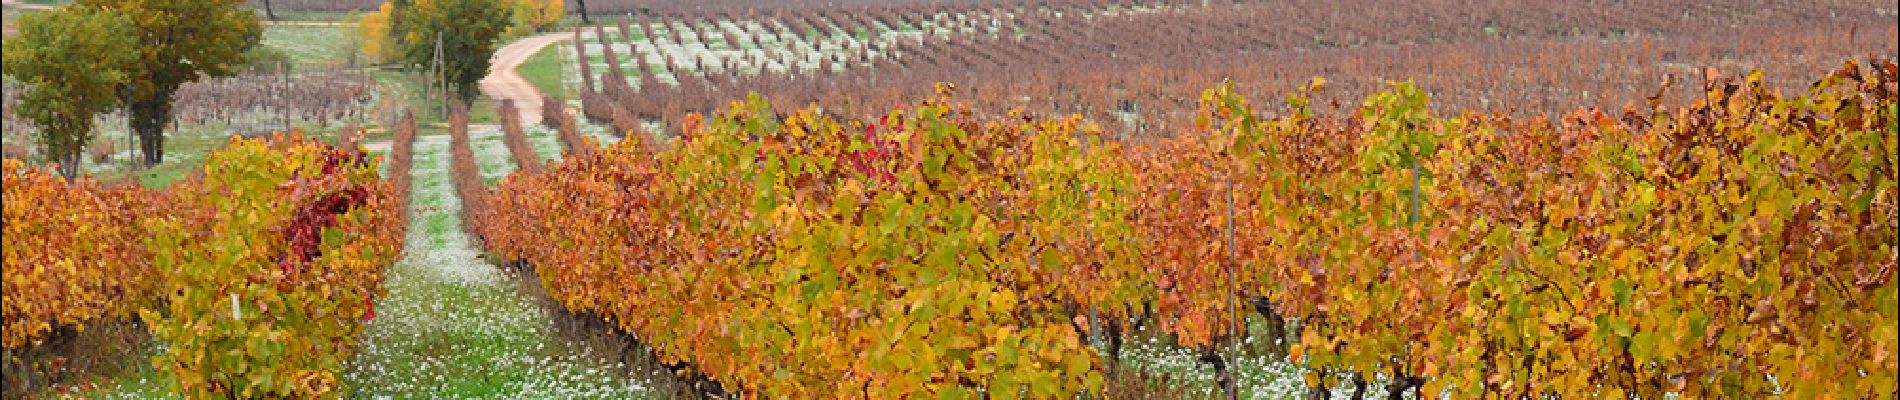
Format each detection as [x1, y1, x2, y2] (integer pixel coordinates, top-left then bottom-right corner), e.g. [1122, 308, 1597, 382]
[434, 32, 446, 119]
[425, 37, 437, 120]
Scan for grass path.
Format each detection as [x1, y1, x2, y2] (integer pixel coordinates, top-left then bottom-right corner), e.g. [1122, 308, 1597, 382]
[466, 125, 517, 183]
[338, 134, 653, 398]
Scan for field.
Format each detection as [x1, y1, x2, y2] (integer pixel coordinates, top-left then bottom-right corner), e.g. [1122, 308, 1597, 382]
[4, 0, 1898, 398]
[516, 43, 574, 100]
[555, 1, 1897, 137]
[1, 17, 388, 187]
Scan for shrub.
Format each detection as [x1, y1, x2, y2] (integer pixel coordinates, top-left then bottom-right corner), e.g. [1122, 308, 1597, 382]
[141, 133, 401, 398]
[1, 160, 169, 349]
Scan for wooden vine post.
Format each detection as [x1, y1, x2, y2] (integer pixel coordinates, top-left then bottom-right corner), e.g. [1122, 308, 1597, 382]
[1224, 172, 1242, 400]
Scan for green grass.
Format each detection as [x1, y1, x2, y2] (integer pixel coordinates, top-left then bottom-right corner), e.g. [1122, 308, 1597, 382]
[255, 10, 357, 22]
[515, 40, 570, 100]
[469, 98, 500, 124]
[124, 162, 194, 188]
[49, 343, 180, 399]
[367, 68, 499, 124]
[19, 67, 428, 189]
[339, 136, 653, 397]
[261, 25, 352, 67]
[523, 126, 564, 162]
[77, 119, 354, 188]
[469, 127, 516, 183]
[374, 66, 511, 125]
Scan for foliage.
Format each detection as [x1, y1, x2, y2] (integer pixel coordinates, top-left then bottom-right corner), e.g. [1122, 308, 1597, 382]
[505, 0, 563, 38]
[444, 104, 494, 245]
[0, 160, 173, 349]
[75, 0, 260, 165]
[490, 61, 1895, 398]
[387, 112, 418, 235]
[241, 45, 295, 73]
[552, 99, 593, 155]
[497, 100, 544, 173]
[141, 133, 401, 398]
[394, 0, 509, 102]
[1158, 61, 1897, 397]
[0, 6, 137, 179]
[356, 2, 399, 65]
[486, 89, 1120, 397]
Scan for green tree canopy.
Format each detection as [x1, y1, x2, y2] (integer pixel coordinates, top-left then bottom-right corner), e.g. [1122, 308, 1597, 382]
[1, 6, 138, 180]
[77, 0, 260, 166]
[398, 0, 509, 103]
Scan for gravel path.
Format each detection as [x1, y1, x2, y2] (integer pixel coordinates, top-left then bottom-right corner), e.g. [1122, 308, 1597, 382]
[481, 33, 568, 127]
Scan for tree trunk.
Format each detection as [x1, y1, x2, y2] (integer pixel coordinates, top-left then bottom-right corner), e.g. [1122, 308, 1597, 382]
[130, 96, 172, 166]
[1253, 297, 1288, 357]
[1199, 344, 1239, 400]
[576, 0, 590, 24]
[1307, 381, 1332, 400]
[1105, 316, 1125, 368]
[456, 82, 479, 106]
[58, 145, 81, 181]
[1384, 374, 1420, 400]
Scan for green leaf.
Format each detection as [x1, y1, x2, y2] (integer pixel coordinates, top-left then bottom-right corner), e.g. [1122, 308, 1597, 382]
[1629, 331, 1655, 360]
[1611, 279, 1632, 307]
[936, 386, 974, 400]
[1611, 318, 1633, 338]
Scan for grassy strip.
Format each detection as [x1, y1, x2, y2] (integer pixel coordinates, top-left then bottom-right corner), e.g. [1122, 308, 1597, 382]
[470, 127, 518, 184]
[260, 25, 351, 67]
[515, 40, 570, 100]
[339, 136, 652, 397]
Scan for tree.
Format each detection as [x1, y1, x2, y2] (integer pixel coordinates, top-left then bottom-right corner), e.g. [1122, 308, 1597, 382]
[1, 6, 138, 180]
[506, 0, 564, 37]
[358, 2, 400, 64]
[77, 0, 260, 166]
[398, 0, 509, 103]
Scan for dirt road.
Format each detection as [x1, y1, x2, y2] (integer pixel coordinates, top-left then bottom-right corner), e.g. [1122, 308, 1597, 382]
[480, 33, 567, 126]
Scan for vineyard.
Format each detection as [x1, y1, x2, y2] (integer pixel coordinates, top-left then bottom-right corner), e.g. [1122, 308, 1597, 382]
[556, 1, 1897, 141]
[172, 68, 377, 133]
[2, 49, 378, 178]
[475, 61, 1899, 397]
[3, 0, 1898, 398]
[4, 133, 400, 397]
